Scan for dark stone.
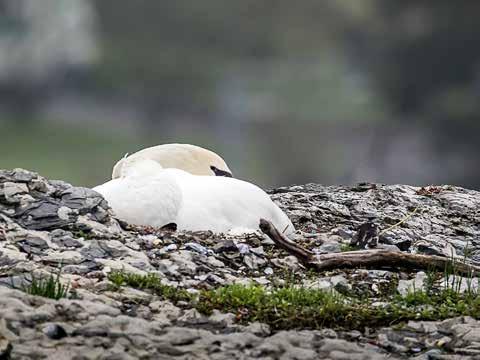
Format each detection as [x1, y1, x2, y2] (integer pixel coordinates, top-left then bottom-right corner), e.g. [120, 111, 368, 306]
[81, 240, 126, 259]
[51, 231, 83, 248]
[416, 244, 446, 257]
[24, 236, 48, 249]
[15, 199, 75, 230]
[18, 243, 43, 255]
[80, 241, 109, 259]
[43, 324, 68, 340]
[0, 339, 12, 360]
[213, 240, 238, 253]
[380, 236, 412, 251]
[351, 222, 379, 249]
[49, 180, 72, 194]
[60, 187, 105, 214]
[160, 223, 177, 232]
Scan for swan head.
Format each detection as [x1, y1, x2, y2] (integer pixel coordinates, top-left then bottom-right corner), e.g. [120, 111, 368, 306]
[112, 144, 232, 179]
[120, 159, 164, 178]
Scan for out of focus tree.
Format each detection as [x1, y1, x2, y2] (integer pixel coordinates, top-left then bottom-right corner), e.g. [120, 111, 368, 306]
[0, 0, 98, 118]
[340, 1, 480, 186]
[93, 1, 371, 120]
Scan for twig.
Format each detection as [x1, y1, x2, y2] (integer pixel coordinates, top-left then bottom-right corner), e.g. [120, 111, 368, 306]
[259, 219, 314, 262]
[259, 219, 480, 276]
[379, 207, 420, 236]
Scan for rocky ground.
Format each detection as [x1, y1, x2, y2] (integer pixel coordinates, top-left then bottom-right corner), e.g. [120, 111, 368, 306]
[1, 169, 480, 359]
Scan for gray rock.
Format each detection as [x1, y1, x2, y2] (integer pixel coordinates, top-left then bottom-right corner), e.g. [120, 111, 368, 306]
[243, 254, 266, 270]
[61, 187, 106, 213]
[213, 240, 237, 253]
[237, 243, 250, 254]
[271, 255, 301, 271]
[264, 267, 274, 275]
[3, 182, 28, 201]
[184, 242, 208, 255]
[51, 229, 84, 248]
[208, 310, 236, 326]
[397, 272, 427, 296]
[314, 241, 342, 253]
[320, 338, 389, 359]
[160, 244, 178, 253]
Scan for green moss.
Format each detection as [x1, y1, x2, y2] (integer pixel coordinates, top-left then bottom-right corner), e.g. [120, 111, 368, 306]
[196, 284, 356, 328]
[340, 244, 357, 252]
[107, 269, 480, 331]
[72, 229, 95, 240]
[107, 270, 192, 303]
[196, 283, 480, 330]
[376, 276, 400, 299]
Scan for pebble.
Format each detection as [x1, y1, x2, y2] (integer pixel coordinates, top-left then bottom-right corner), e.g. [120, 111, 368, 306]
[43, 324, 68, 340]
[184, 242, 208, 255]
[237, 243, 250, 254]
[160, 244, 178, 253]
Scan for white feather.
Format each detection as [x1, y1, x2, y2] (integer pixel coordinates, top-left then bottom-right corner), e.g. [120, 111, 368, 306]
[94, 160, 294, 236]
[112, 143, 231, 179]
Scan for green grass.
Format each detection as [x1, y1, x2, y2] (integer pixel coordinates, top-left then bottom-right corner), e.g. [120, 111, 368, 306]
[72, 229, 96, 240]
[340, 243, 357, 252]
[107, 268, 480, 330]
[107, 270, 193, 303]
[197, 282, 480, 330]
[196, 284, 355, 329]
[21, 272, 70, 300]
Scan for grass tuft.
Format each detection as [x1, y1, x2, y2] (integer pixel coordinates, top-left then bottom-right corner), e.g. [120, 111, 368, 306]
[22, 272, 70, 300]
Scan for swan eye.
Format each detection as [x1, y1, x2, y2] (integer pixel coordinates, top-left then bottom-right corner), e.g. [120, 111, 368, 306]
[210, 166, 233, 178]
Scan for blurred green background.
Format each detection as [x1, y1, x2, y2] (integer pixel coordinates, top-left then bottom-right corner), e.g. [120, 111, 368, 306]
[1, 0, 479, 189]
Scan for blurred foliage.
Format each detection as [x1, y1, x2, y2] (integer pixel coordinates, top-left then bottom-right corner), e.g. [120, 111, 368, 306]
[92, 0, 480, 128]
[2, 1, 480, 187]
[92, 0, 384, 119]
[0, 121, 141, 187]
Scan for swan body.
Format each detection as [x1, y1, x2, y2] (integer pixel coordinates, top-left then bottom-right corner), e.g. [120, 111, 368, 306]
[112, 144, 232, 179]
[94, 160, 295, 236]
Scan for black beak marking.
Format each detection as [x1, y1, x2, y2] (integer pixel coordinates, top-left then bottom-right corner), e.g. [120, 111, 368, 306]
[210, 165, 233, 178]
[160, 222, 177, 232]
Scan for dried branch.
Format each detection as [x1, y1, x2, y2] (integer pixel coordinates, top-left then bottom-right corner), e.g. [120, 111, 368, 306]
[259, 219, 480, 276]
[259, 219, 314, 262]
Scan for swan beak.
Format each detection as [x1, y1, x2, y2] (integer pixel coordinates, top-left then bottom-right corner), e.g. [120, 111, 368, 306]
[210, 166, 233, 178]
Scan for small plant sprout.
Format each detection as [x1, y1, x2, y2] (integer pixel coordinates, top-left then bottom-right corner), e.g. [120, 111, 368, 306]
[22, 271, 70, 300]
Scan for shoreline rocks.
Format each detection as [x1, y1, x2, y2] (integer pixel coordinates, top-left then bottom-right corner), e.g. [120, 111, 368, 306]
[1, 169, 480, 358]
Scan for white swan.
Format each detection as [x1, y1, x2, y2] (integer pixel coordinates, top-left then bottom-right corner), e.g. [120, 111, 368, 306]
[112, 144, 232, 179]
[94, 159, 295, 236]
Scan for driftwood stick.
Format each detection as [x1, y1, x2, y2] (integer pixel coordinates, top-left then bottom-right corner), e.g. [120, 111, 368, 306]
[259, 219, 480, 276]
[259, 219, 314, 263]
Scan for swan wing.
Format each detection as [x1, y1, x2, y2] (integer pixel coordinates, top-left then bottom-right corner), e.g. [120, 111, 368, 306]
[171, 170, 294, 235]
[93, 173, 182, 228]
